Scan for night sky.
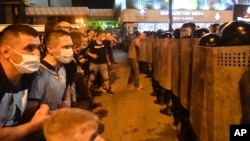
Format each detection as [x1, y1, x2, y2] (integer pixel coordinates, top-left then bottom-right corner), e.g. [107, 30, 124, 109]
[72, 0, 115, 9]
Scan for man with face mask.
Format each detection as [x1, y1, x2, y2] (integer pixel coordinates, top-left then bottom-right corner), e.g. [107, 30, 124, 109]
[0, 24, 49, 140]
[29, 30, 74, 112]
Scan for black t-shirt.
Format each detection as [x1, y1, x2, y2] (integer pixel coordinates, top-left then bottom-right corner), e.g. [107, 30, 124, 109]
[104, 40, 111, 46]
[88, 40, 108, 64]
[80, 47, 91, 60]
[0, 63, 34, 126]
[78, 48, 90, 71]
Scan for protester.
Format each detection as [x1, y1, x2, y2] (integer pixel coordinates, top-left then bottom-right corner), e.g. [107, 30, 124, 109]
[86, 31, 114, 94]
[105, 32, 117, 64]
[86, 28, 96, 43]
[127, 32, 145, 90]
[70, 31, 102, 110]
[43, 108, 105, 141]
[29, 30, 74, 112]
[0, 24, 49, 140]
[40, 19, 59, 58]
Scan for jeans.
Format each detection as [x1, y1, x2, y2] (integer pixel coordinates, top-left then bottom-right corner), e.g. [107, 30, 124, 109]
[128, 58, 140, 87]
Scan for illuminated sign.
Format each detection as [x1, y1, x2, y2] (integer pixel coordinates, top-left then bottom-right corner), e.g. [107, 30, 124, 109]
[160, 10, 226, 22]
[137, 9, 148, 17]
[160, 10, 204, 20]
[160, 10, 204, 16]
[173, 11, 203, 16]
[171, 11, 203, 20]
[122, 9, 233, 23]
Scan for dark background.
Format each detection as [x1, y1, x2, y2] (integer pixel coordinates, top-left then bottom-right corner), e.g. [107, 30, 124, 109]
[72, 0, 115, 9]
[233, 4, 250, 21]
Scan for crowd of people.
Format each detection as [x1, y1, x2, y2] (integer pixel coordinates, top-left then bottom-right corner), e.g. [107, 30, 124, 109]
[0, 18, 224, 140]
[0, 17, 150, 140]
[0, 19, 122, 140]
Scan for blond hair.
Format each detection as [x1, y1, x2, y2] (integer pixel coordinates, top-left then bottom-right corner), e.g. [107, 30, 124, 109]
[43, 108, 100, 141]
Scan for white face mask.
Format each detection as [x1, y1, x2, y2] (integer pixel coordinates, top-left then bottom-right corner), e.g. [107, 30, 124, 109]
[56, 48, 73, 64]
[8, 47, 40, 74]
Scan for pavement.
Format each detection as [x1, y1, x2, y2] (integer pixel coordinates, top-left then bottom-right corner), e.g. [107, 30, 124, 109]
[77, 49, 179, 141]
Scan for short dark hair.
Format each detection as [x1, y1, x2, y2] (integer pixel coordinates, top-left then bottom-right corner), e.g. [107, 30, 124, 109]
[45, 30, 70, 46]
[86, 28, 94, 34]
[0, 24, 38, 45]
[96, 31, 105, 37]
